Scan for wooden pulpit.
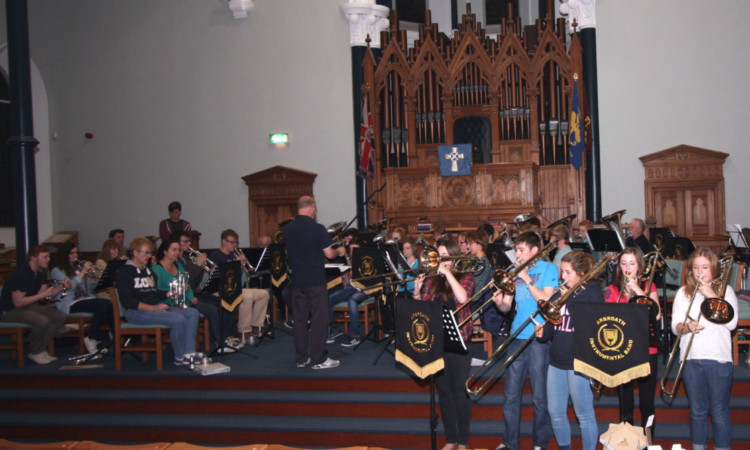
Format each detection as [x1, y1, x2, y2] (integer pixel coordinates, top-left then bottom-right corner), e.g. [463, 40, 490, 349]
[242, 166, 317, 246]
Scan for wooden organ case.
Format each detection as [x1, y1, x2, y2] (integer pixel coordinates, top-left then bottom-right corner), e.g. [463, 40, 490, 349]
[362, 5, 587, 229]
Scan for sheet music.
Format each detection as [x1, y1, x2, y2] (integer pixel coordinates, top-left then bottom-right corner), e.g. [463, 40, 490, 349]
[727, 224, 749, 249]
[325, 263, 351, 272]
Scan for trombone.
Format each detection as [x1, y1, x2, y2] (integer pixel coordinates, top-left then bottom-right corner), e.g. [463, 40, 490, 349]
[453, 242, 557, 328]
[465, 255, 610, 397]
[660, 255, 735, 400]
[452, 240, 556, 329]
[348, 246, 484, 290]
[627, 251, 661, 311]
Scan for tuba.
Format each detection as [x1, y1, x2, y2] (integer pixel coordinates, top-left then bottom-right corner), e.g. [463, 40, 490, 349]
[546, 214, 577, 242]
[597, 209, 627, 249]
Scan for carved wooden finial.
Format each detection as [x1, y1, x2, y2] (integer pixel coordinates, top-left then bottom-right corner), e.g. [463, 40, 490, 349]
[365, 34, 372, 47]
[572, 18, 578, 34]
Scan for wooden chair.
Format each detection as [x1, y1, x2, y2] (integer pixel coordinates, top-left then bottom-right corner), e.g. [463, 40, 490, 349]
[196, 313, 210, 351]
[470, 318, 493, 358]
[332, 297, 376, 338]
[0, 322, 30, 367]
[106, 287, 170, 371]
[61, 312, 93, 354]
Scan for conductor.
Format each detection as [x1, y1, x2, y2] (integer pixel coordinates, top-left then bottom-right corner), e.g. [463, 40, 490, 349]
[284, 195, 346, 369]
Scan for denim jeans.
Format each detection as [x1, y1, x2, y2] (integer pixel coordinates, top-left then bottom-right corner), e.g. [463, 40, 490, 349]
[125, 307, 199, 359]
[502, 338, 552, 449]
[683, 359, 733, 450]
[328, 286, 369, 338]
[547, 365, 598, 450]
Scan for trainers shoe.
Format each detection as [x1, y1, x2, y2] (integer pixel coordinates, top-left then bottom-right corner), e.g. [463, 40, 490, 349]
[311, 357, 340, 370]
[533, 447, 545, 450]
[84, 337, 99, 354]
[296, 357, 311, 368]
[43, 351, 57, 362]
[341, 336, 360, 347]
[326, 331, 343, 344]
[174, 357, 189, 366]
[494, 444, 512, 450]
[226, 337, 244, 349]
[283, 320, 294, 329]
[28, 352, 53, 365]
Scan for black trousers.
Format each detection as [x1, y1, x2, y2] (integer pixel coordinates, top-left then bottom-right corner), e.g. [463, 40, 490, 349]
[292, 285, 328, 365]
[436, 349, 473, 445]
[618, 353, 658, 428]
[70, 298, 114, 341]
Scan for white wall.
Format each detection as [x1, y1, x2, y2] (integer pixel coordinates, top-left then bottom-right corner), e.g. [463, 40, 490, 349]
[1, 0, 747, 251]
[23, 0, 357, 250]
[597, 0, 750, 226]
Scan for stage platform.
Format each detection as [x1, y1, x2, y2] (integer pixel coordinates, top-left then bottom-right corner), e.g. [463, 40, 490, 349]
[1, 325, 750, 449]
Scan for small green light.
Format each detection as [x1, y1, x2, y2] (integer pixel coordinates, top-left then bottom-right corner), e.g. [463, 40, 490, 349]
[269, 133, 289, 144]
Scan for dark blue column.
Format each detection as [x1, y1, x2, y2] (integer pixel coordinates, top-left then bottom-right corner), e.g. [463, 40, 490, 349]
[580, 27, 602, 221]
[6, 0, 40, 264]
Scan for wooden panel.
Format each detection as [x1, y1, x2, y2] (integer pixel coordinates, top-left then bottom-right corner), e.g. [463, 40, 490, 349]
[641, 144, 728, 246]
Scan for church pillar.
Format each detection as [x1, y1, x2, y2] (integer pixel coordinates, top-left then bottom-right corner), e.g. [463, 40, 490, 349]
[340, 0, 389, 229]
[560, 0, 601, 220]
[5, 0, 40, 263]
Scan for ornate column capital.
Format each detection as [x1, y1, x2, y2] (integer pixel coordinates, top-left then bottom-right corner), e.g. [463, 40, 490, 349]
[228, 0, 255, 19]
[340, 1, 390, 48]
[559, 0, 596, 34]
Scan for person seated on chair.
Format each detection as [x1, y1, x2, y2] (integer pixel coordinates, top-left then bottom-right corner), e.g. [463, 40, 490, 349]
[116, 237, 199, 366]
[208, 229, 270, 346]
[51, 243, 115, 354]
[152, 236, 235, 353]
[174, 231, 210, 293]
[109, 228, 128, 259]
[158, 201, 192, 243]
[327, 238, 369, 347]
[549, 224, 573, 270]
[94, 238, 126, 300]
[0, 245, 68, 365]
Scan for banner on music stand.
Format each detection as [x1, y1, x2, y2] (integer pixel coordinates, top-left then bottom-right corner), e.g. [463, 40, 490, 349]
[352, 246, 386, 294]
[268, 244, 288, 288]
[395, 298, 445, 379]
[220, 261, 243, 312]
[573, 302, 650, 387]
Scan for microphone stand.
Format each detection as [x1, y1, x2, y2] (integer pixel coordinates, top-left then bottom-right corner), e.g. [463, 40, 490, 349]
[345, 181, 387, 232]
[651, 243, 675, 361]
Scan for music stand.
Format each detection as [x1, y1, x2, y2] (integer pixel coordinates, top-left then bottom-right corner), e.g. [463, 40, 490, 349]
[649, 227, 673, 252]
[94, 259, 127, 293]
[357, 231, 379, 249]
[205, 262, 257, 359]
[663, 236, 695, 260]
[486, 243, 513, 269]
[586, 229, 624, 254]
[569, 242, 591, 254]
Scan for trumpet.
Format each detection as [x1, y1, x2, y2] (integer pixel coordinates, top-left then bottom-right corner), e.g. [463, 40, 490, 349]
[74, 258, 102, 281]
[169, 272, 190, 309]
[465, 255, 610, 397]
[187, 246, 217, 273]
[234, 248, 255, 273]
[661, 255, 735, 400]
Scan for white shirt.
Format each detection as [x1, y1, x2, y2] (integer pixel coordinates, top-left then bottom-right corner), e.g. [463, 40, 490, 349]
[671, 285, 738, 363]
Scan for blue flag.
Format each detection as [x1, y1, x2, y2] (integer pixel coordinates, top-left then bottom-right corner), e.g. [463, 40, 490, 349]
[569, 76, 585, 170]
[438, 144, 472, 176]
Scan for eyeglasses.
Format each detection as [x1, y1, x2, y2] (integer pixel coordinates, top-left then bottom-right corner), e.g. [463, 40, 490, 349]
[224, 238, 239, 245]
[138, 249, 153, 255]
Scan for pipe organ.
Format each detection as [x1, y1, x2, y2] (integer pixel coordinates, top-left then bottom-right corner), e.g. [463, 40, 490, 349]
[362, 5, 587, 228]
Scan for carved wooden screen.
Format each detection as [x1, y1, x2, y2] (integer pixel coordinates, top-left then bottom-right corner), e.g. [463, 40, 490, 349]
[363, 6, 586, 228]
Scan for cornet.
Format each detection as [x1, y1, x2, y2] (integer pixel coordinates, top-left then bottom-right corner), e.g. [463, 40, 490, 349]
[169, 272, 190, 309]
[187, 246, 216, 273]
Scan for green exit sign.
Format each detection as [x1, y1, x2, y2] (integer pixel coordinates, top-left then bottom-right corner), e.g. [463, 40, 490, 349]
[269, 133, 289, 144]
